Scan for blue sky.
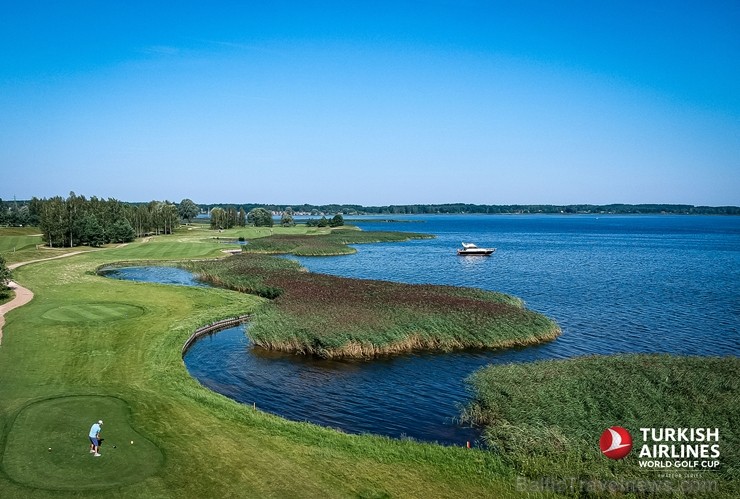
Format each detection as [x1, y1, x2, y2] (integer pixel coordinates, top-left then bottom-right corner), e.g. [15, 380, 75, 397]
[2, 1, 738, 205]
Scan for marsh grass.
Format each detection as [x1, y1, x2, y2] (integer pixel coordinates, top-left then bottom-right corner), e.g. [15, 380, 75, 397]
[462, 354, 740, 495]
[242, 229, 434, 256]
[184, 254, 559, 358]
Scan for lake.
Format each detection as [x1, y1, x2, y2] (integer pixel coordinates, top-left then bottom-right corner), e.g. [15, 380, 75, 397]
[176, 215, 739, 445]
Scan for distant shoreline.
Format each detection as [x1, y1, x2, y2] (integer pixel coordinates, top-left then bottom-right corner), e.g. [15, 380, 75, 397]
[344, 211, 740, 218]
[198, 203, 740, 217]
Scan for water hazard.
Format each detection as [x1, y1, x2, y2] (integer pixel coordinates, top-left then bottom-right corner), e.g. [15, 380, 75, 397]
[99, 266, 210, 288]
[104, 215, 740, 446]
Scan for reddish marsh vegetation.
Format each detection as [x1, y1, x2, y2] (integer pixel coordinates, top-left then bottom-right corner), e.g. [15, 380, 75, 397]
[185, 253, 559, 358]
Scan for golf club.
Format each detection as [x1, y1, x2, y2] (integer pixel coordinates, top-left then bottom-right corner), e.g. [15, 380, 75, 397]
[101, 438, 117, 449]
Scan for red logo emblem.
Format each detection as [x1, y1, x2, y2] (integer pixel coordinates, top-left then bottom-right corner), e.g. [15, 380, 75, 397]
[600, 426, 633, 459]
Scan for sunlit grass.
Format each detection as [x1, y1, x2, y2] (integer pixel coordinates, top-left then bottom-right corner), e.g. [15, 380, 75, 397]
[0, 225, 323, 264]
[462, 354, 740, 495]
[0, 238, 525, 498]
[0, 233, 42, 254]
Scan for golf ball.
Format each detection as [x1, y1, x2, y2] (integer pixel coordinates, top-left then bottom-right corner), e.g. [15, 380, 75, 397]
[130, 440, 134, 444]
[48, 448, 51, 451]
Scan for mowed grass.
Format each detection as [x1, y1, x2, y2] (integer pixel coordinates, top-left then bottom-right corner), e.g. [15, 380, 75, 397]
[0, 227, 45, 263]
[41, 303, 145, 322]
[185, 254, 560, 358]
[0, 234, 42, 254]
[4, 395, 163, 490]
[463, 355, 740, 496]
[102, 237, 226, 260]
[99, 225, 330, 261]
[0, 242, 529, 498]
[0, 227, 41, 236]
[0, 225, 318, 264]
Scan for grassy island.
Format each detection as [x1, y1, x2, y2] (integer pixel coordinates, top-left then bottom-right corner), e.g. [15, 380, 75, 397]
[463, 354, 740, 495]
[240, 228, 433, 256]
[184, 246, 560, 358]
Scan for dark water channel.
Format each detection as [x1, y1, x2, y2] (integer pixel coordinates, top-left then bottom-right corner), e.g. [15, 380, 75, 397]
[185, 325, 497, 445]
[99, 266, 210, 287]
[100, 266, 488, 445]
[99, 265, 490, 445]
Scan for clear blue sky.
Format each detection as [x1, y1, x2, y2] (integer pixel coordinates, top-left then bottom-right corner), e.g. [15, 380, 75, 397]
[2, 1, 738, 205]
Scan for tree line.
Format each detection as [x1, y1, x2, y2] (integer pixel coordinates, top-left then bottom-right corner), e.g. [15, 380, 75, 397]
[4, 196, 736, 247]
[208, 207, 274, 229]
[3, 194, 194, 248]
[306, 214, 344, 227]
[197, 202, 740, 216]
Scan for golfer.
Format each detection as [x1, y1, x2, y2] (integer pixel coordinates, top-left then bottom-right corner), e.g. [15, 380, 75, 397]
[89, 420, 103, 457]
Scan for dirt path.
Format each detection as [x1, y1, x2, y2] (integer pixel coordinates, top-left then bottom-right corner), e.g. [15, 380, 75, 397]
[0, 251, 92, 346]
[0, 281, 33, 345]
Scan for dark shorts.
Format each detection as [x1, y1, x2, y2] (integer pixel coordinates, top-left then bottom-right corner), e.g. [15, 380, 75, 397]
[89, 436, 99, 446]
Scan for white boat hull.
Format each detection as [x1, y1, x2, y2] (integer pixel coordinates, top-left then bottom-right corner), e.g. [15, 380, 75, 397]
[457, 248, 495, 256]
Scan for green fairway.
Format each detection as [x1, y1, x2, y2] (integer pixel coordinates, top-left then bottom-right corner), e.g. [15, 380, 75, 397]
[0, 227, 44, 260]
[42, 303, 145, 323]
[0, 224, 328, 264]
[4, 395, 163, 490]
[0, 234, 42, 254]
[101, 239, 227, 260]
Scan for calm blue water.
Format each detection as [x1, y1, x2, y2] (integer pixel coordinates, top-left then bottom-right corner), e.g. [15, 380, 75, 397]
[174, 215, 739, 445]
[99, 266, 210, 287]
[292, 215, 740, 357]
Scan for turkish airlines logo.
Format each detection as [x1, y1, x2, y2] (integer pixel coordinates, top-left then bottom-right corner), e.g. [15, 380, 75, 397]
[600, 426, 633, 460]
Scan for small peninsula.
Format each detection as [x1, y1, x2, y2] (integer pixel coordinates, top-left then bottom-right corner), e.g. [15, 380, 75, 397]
[184, 230, 560, 358]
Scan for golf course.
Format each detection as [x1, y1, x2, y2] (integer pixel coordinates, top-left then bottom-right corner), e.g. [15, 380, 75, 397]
[0, 225, 528, 498]
[1, 224, 737, 498]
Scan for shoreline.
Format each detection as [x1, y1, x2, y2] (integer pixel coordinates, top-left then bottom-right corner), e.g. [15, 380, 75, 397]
[251, 325, 561, 359]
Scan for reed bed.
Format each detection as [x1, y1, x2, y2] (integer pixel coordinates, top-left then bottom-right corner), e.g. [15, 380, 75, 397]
[462, 354, 740, 493]
[241, 229, 433, 256]
[184, 253, 560, 358]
